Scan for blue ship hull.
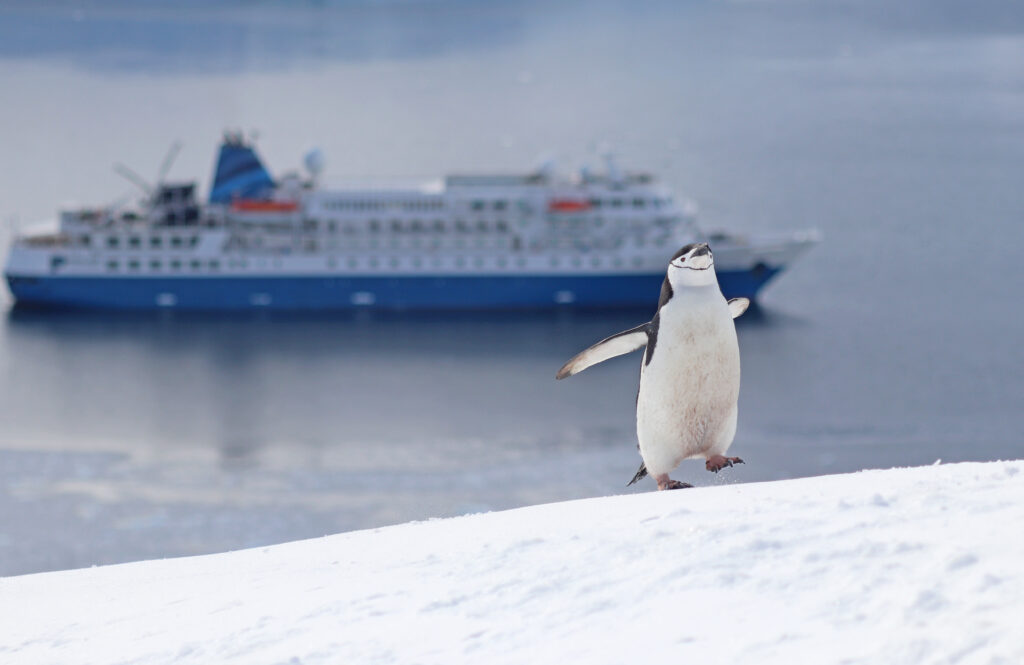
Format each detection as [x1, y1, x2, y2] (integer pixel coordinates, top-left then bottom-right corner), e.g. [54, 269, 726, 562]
[6, 268, 779, 311]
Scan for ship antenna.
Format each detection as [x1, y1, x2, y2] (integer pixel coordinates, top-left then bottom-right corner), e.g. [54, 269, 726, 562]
[155, 141, 183, 186]
[112, 162, 154, 197]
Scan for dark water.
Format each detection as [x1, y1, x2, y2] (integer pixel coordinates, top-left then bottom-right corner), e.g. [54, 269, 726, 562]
[1, 0, 1022, 576]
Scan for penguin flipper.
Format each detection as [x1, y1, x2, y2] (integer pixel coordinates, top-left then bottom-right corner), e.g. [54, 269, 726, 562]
[627, 462, 648, 486]
[555, 323, 649, 379]
[728, 297, 750, 319]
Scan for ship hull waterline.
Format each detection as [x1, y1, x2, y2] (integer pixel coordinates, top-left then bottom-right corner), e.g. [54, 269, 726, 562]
[5, 268, 780, 311]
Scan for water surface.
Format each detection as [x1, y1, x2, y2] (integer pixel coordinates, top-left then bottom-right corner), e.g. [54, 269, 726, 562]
[0, 0, 1022, 576]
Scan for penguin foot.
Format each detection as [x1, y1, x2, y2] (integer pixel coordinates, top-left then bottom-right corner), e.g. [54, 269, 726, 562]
[705, 456, 744, 473]
[654, 474, 694, 491]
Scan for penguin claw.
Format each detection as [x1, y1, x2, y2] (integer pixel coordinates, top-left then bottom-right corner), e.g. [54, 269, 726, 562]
[705, 456, 745, 473]
[660, 480, 693, 491]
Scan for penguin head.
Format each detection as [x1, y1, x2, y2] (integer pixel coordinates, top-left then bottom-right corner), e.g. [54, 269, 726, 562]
[667, 242, 716, 287]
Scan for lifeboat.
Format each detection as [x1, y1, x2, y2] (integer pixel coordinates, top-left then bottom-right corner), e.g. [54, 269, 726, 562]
[548, 199, 591, 213]
[230, 199, 300, 213]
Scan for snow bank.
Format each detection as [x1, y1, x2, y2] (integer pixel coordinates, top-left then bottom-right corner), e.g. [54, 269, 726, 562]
[2, 461, 1022, 664]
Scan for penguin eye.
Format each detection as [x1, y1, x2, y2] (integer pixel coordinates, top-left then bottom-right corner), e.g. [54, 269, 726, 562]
[679, 257, 685, 262]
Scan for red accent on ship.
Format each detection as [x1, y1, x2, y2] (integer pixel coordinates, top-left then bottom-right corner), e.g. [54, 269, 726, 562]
[231, 200, 300, 213]
[548, 199, 591, 213]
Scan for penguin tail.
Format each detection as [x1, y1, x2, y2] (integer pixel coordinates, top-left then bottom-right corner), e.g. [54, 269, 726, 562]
[627, 463, 648, 486]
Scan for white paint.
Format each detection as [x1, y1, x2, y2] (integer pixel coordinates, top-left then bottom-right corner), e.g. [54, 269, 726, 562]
[351, 291, 376, 305]
[155, 292, 177, 307]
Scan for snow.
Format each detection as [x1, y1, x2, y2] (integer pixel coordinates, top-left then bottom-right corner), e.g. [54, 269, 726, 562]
[2, 460, 1023, 664]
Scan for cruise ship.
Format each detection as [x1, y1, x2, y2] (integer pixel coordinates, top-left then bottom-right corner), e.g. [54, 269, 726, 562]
[4, 135, 817, 310]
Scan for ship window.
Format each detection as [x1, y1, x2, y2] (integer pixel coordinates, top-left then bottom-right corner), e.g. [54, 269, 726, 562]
[150, 236, 162, 248]
[170, 260, 182, 270]
[517, 257, 526, 267]
[190, 260, 201, 270]
[391, 220, 402, 232]
[471, 200, 485, 211]
[495, 221, 508, 232]
[189, 236, 199, 247]
[209, 260, 220, 271]
[171, 237, 183, 248]
[456, 257, 466, 268]
[129, 236, 141, 249]
[589, 198, 602, 208]
[497, 257, 507, 268]
[433, 220, 444, 232]
[348, 258, 358, 268]
[473, 257, 483, 268]
[128, 260, 141, 271]
[493, 200, 507, 211]
[79, 235, 91, 246]
[389, 258, 399, 268]
[476, 221, 488, 232]
[369, 220, 380, 232]
[369, 258, 379, 268]
[106, 260, 118, 272]
[327, 221, 336, 233]
[455, 220, 468, 233]
[411, 220, 423, 232]
[633, 198, 646, 208]
[610, 199, 623, 208]
[150, 260, 161, 270]
[632, 257, 643, 267]
[107, 236, 119, 248]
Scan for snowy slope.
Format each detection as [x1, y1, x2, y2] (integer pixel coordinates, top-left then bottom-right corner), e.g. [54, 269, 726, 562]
[2, 461, 1023, 665]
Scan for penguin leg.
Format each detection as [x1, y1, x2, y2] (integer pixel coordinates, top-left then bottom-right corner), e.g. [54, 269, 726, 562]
[705, 455, 744, 473]
[653, 474, 693, 491]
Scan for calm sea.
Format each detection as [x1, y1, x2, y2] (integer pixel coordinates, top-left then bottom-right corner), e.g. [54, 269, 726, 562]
[0, 0, 1022, 576]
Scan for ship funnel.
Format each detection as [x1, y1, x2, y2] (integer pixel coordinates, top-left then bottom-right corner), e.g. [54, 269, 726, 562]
[209, 134, 275, 204]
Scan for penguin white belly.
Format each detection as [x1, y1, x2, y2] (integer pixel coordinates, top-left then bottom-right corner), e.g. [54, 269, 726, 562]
[636, 299, 740, 476]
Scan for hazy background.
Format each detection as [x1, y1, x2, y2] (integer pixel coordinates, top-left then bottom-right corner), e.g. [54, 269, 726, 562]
[1, 0, 1022, 576]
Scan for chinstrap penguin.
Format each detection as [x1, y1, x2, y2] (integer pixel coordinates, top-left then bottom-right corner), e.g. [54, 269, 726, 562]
[556, 242, 749, 490]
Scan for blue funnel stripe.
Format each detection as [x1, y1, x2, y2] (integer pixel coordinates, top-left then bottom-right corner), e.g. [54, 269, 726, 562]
[209, 143, 274, 203]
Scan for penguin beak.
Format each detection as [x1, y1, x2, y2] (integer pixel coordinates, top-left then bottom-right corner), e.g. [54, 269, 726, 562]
[672, 243, 713, 270]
